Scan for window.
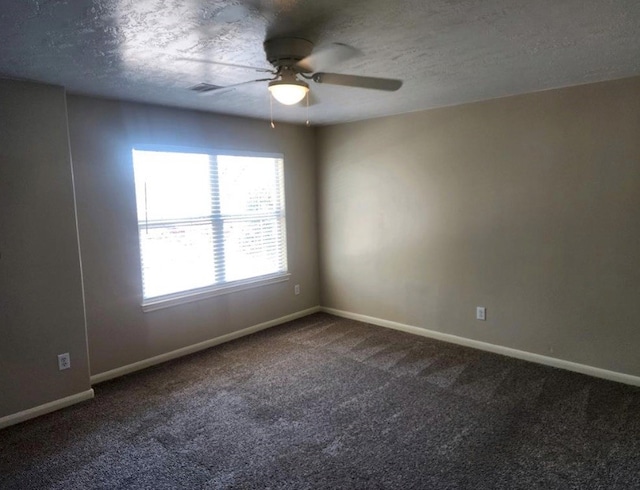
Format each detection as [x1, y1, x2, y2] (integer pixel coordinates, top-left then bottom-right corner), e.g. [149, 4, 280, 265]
[132, 148, 288, 311]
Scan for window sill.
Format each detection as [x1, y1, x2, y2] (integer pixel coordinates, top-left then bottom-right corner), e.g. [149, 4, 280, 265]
[141, 273, 291, 312]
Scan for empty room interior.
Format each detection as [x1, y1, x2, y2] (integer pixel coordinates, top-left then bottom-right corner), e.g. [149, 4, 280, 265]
[2, 0, 640, 488]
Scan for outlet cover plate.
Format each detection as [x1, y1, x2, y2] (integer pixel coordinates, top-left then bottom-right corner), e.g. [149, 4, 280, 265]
[476, 307, 486, 321]
[58, 353, 71, 370]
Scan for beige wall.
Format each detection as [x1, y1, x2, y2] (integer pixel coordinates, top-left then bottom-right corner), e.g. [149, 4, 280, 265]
[66, 96, 319, 376]
[317, 76, 640, 377]
[0, 80, 90, 417]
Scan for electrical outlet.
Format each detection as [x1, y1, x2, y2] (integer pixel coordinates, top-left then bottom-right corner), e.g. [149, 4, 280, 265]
[476, 307, 486, 321]
[58, 353, 71, 371]
[294, 284, 300, 295]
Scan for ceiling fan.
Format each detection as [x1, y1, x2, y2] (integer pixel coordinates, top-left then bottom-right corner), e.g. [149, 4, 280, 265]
[186, 37, 403, 106]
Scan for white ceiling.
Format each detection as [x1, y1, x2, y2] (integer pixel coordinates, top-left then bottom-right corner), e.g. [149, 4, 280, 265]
[1, 0, 639, 125]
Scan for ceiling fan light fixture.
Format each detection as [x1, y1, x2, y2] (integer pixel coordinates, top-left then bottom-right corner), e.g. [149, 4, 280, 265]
[268, 79, 309, 105]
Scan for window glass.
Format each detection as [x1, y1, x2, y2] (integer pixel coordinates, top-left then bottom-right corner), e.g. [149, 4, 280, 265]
[132, 148, 287, 305]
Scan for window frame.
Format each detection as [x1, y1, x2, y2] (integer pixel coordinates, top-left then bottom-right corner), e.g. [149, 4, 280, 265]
[131, 145, 290, 312]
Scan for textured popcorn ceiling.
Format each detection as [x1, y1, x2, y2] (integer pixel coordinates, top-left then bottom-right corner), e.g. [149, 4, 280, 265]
[1, 0, 639, 125]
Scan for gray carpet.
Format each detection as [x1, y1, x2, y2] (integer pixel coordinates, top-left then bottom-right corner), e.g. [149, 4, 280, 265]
[2, 313, 640, 489]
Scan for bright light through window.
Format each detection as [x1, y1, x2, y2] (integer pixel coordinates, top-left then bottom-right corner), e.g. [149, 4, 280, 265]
[132, 148, 287, 305]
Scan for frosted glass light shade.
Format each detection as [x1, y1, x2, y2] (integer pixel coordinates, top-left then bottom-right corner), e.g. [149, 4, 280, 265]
[268, 81, 309, 105]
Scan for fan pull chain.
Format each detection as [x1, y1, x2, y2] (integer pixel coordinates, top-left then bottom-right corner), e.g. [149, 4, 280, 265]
[306, 91, 310, 126]
[270, 92, 275, 129]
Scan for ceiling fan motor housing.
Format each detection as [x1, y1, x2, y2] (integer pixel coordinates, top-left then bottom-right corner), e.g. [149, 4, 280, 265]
[264, 38, 314, 71]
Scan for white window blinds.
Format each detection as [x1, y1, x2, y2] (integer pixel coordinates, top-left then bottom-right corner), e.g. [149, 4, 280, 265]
[132, 149, 287, 306]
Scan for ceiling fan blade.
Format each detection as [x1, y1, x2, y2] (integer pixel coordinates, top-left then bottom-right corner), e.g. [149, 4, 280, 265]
[177, 57, 274, 73]
[312, 73, 403, 91]
[193, 78, 274, 96]
[295, 43, 361, 73]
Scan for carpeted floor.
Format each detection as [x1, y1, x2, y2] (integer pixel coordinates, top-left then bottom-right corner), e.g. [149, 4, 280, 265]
[2, 313, 640, 489]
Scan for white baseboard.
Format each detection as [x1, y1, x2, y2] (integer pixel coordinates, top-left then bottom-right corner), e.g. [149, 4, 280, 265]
[321, 307, 640, 387]
[0, 389, 95, 430]
[91, 306, 321, 385]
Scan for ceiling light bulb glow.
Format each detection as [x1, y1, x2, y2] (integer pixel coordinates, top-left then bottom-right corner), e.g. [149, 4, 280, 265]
[268, 80, 309, 105]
